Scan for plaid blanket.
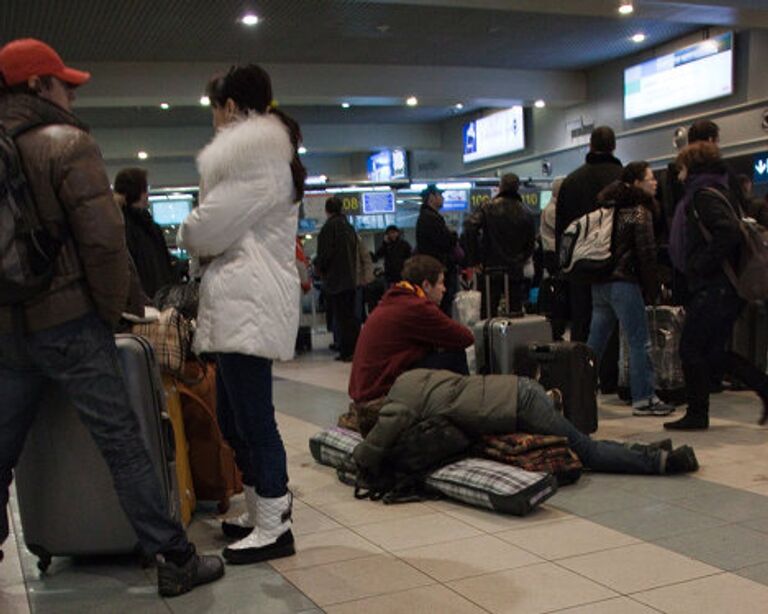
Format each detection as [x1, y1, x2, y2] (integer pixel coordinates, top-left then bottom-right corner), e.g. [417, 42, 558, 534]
[480, 433, 583, 485]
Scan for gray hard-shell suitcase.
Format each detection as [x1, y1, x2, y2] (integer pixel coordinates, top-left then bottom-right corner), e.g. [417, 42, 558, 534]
[473, 315, 551, 375]
[15, 334, 180, 571]
[473, 270, 551, 375]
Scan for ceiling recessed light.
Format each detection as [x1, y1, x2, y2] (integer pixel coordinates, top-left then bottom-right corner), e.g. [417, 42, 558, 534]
[200, 95, 210, 106]
[406, 96, 418, 107]
[298, 146, 307, 155]
[454, 103, 464, 110]
[341, 102, 351, 109]
[160, 103, 170, 110]
[618, 3, 634, 15]
[240, 13, 260, 26]
[534, 99, 546, 108]
[632, 33, 646, 43]
[137, 151, 148, 160]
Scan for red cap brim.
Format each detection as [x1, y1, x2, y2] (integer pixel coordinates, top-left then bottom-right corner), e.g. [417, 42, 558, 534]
[56, 66, 90, 86]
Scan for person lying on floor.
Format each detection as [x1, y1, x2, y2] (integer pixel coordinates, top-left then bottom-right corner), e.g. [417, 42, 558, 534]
[344, 255, 474, 432]
[353, 369, 699, 478]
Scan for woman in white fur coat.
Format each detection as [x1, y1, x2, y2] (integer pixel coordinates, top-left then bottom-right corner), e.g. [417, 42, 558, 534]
[178, 65, 306, 566]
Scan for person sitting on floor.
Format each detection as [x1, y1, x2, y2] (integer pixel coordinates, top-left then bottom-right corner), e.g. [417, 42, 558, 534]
[353, 369, 699, 478]
[345, 255, 474, 433]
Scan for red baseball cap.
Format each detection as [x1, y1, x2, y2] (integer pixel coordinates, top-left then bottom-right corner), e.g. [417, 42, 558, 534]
[0, 38, 90, 87]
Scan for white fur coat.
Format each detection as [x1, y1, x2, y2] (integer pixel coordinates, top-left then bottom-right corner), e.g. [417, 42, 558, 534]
[178, 113, 300, 359]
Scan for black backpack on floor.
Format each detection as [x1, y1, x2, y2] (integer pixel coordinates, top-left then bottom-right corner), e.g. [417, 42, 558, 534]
[353, 415, 472, 503]
[0, 121, 61, 307]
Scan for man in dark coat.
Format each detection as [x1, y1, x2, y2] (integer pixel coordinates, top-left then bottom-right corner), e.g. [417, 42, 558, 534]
[373, 225, 412, 284]
[463, 173, 535, 316]
[416, 184, 457, 315]
[556, 126, 623, 391]
[316, 196, 360, 361]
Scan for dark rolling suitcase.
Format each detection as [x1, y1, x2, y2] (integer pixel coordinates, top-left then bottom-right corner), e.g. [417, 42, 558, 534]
[515, 342, 599, 434]
[15, 334, 180, 571]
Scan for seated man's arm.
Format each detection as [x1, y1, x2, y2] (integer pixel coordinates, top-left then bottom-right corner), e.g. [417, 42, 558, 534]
[405, 302, 475, 350]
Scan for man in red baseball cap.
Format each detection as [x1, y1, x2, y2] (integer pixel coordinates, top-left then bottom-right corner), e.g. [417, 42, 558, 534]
[0, 39, 225, 597]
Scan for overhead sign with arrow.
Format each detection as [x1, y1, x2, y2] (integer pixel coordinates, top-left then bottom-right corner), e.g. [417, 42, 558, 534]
[754, 153, 768, 185]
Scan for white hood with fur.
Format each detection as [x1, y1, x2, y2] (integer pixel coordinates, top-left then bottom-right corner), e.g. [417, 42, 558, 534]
[178, 113, 299, 359]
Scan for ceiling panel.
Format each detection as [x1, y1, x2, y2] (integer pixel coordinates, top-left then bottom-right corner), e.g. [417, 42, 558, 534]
[2, 0, 698, 70]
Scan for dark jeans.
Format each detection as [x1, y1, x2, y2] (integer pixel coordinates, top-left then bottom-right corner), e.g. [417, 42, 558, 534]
[0, 313, 188, 554]
[680, 283, 768, 415]
[516, 378, 661, 474]
[412, 349, 469, 375]
[328, 289, 360, 358]
[215, 353, 288, 498]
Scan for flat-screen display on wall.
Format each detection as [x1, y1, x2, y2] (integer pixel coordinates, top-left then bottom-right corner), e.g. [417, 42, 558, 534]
[367, 148, 409, 181]
[149, 195, 194, 227]
[624, 32, 734, 120]
[463, 106, 525, 164]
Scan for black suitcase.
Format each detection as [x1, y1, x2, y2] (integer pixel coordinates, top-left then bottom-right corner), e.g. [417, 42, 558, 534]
[515, 342, 598, 434]
[15, 334, 180, 571]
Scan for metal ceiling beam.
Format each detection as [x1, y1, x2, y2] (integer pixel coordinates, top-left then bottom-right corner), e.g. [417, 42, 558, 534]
[74, 61, 586, 109]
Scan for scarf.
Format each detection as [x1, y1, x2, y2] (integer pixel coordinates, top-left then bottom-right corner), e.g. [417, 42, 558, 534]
[394, 280, 427, 299]
[668, 172, 729, 273]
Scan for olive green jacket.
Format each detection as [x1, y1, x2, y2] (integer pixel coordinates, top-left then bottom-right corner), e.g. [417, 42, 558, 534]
[353, 369, 519, 473]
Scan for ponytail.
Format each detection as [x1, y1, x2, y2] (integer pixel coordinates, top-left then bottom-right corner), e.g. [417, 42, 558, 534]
[270, 107, 307, 201]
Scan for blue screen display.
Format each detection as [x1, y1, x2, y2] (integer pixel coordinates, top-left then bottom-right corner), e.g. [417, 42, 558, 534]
[151, 198, 192, 226]
[362, 192, 395, 214]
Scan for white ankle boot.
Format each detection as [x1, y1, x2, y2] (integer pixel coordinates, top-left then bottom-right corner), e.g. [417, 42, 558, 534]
[221, 486, 257, 539]
[223, 491, 294, 564]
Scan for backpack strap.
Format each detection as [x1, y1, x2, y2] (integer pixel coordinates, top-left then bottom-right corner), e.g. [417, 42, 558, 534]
[692, 187, 741, 291]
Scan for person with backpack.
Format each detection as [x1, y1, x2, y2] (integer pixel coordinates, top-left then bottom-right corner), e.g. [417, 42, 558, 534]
[666, 141, 768, 429]
[462, 173, 535, 317]
[586, 163, 675, 417]
[0, 38, 223, 595]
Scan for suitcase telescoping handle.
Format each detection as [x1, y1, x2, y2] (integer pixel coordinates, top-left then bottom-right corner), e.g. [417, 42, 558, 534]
[484, 268, 513, 318]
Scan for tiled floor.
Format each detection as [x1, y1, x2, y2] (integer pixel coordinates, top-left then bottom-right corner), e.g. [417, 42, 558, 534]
[3, 333, 768, 612]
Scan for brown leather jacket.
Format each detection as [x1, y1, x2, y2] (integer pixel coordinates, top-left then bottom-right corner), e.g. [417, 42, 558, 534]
[0, 93, 130, 333]
[599, 181, 658, 303]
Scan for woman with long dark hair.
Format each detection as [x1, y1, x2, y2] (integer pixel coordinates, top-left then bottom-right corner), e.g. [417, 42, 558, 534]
[178, 64, 306, 564]
[666, 141, 768, 429]
[587, 162, 674, 416]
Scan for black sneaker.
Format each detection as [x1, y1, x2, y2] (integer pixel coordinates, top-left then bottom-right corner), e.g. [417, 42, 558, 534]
[157, 546, 225, 598]
[633, 400, 675, 416]
[665, 445, 699, 474]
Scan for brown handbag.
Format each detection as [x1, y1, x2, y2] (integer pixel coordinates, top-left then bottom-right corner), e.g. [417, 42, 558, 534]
[175, 361, 243, 513]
